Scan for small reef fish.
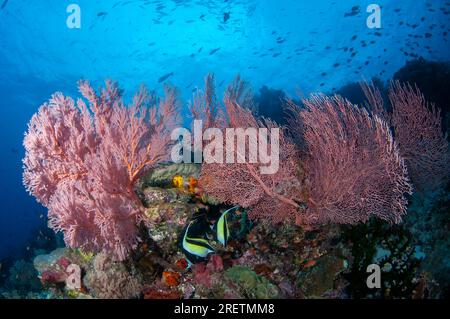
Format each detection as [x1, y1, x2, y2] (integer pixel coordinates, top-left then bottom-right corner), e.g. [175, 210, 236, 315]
[344, 6, 360, 17]
[1, 0, 8, 10]
[187, 177, 198, 193]
[158, 72, 174, 83]
[179, 206, 243, 265]
[175, 258, 189, 270]
[303, 260, 317, 268]
[182, 221, 215, 265]
[209, 47, 221, 55]
[223, 11, 231, 23]
[162, 271, 181, 287]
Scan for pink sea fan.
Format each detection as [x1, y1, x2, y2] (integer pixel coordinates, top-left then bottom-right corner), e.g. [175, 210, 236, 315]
[198, 76, 306, 225]
[389, 81, 450, 193]
[361, 80, 450, 194]
[23, 92, 95, 206]
[189, 74, 225, 130]
[195, 75, 413, 226]
[360, 80, 390, 123]
[23, 80, 180, 260]
[296, 95, 412, 224]
[47, 181, 103, 253]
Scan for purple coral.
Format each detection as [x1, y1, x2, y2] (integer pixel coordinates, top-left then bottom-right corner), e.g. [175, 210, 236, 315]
[23, 80, 180, 260]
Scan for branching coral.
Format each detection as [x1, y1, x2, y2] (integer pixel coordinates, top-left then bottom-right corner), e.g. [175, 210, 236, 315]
[23, 73, 448, 264]
[23, 80, 180, 260]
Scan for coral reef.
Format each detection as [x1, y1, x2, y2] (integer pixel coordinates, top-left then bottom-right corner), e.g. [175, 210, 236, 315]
[15, 73, 449, 300]
[390, 81, 450, 194]
[406, 181, 450, 298]
[189, 74, 226, 131]
[223, 265, 279, 299]
[291, 94, 412, 224]
[296, 252, 348, 298]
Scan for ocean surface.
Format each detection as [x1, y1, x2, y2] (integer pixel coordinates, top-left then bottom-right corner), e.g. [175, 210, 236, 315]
[0, 0, 449, 261]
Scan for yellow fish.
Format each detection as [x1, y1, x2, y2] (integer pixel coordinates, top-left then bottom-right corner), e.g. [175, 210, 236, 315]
[173, 175, 184, 188]
[187, 177, 198, 193]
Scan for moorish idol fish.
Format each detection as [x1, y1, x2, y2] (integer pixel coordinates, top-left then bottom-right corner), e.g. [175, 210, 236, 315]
[215, 205, 239, 247]
[181, 220, 215, 265]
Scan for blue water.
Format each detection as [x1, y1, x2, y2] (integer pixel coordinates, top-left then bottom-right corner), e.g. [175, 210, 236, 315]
[0, 0, 449, 260]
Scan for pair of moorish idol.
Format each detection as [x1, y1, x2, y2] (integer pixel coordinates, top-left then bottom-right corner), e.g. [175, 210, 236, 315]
[181, 205, 238, 266]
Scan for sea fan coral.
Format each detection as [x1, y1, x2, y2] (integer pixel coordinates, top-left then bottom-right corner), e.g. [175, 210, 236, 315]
[198, 76, 305, 225]
[23, 80, 180, 260]
[362, 80, 450, 194]
[189, 74, 225, 130]
[360, 80, 390, 123]
[389, 81, 450, 193]
[295, 95, 412, 224]
[197, 76, 413, 226]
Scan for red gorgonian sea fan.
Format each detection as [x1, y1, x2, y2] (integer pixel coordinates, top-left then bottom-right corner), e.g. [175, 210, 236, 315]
[197, 76, 306, 225]
[23, 80, 180, 260]
[390, 81, 450, 193]
[197, 75, 413, 226]
[189, 73, 225, 130]
[362, 80, 450, 194]
[291, 95, 413, 224]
